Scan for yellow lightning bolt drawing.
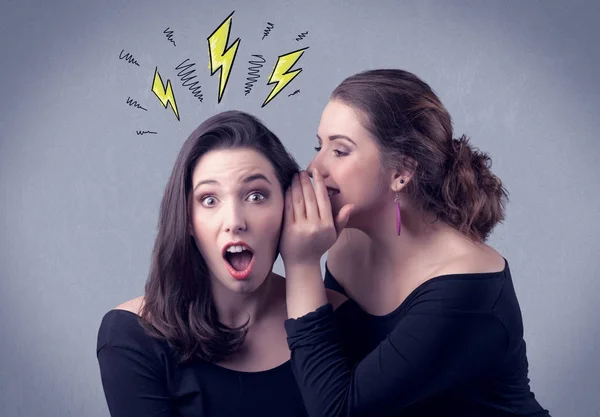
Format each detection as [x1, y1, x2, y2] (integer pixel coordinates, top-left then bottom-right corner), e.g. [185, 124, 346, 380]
[262, 47, 309, 108]
[151, 67, 180, 120]
[207, 11, 241, 103]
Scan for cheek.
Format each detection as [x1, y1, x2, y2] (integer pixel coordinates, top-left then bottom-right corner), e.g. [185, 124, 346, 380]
[254, 207, 284, 243]
[338, 158, 381, 188]
[336, 160, 387, 204]
[190, 211, 217, 253]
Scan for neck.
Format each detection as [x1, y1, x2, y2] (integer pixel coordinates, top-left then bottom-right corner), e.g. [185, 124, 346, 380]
[354, 198, 452, 271]
[210, 272, 275, 328]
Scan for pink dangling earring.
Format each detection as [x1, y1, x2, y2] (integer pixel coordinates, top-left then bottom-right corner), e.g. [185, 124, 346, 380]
[395, 191, 402, 236]
[395, 179, 404, 236]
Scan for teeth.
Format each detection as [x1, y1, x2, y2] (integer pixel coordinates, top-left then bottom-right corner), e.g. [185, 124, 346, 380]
[226, 245, 249, 253]
[327, 189, 339, 197]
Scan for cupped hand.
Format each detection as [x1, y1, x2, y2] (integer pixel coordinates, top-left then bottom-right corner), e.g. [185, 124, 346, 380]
[279, 169, 354, 267]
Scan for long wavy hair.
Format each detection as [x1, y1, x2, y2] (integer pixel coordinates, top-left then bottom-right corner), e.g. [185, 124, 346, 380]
[139, 110, 300, 363]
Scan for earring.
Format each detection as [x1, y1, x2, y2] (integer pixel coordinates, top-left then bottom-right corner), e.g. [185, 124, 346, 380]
[395, 191, 402, 236]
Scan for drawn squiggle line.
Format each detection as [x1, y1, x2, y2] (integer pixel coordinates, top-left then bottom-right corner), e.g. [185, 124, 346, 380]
[126, 97, 148, 111]
[175, 59, 203, 102]
[294, 31, 308, 41]
[262, 22, 274, 40]
[119, 49, 140, 66]
[136, 130, 157, 135]
[288, 89, 300, 97]
[163, 27, 176, 46]
[244, 54, 266, 96]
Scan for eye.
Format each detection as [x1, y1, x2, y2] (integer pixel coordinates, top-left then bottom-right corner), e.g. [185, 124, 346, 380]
[314, 143, 347, 156]
[201, 196, 218, 207]
[247, 192, 266, 203]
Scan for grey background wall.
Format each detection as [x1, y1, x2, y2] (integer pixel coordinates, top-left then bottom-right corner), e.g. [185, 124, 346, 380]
[1, 0, 598, 415]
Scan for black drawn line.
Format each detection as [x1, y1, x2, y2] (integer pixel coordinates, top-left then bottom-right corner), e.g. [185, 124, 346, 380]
[163, 27, 176, 46]
[126, 97, 148, 111]
[119, 49, 140, 66]
[175, 59, 203, 102]
[294, 31, 308, 41]
[245, 54, 266, 96]
[136, 130, 157, 135]
[288, 89, 300, 97]
[262, 22, 274, 40]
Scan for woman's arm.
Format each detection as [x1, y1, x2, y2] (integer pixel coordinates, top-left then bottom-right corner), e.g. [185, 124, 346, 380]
[280, 170, 353, 319]
[284, 299, 508, 417]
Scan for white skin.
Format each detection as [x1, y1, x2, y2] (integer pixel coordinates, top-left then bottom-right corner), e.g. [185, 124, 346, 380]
[281, 99, 505, 318]
[189, 147, 284, 328]
[117, 147, 345, 371]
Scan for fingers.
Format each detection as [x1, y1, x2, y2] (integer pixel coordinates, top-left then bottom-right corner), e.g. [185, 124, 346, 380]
[284, 188, 294, 225]
[291, 173, 306, 221]
[299, 170, 319, 220]
[334, 204, 354, 236]
[310, 168, 333, 223]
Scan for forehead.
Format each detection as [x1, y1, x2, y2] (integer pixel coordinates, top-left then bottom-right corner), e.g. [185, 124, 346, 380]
[192, 147, 277, 185]
[318, 99, 371, 138]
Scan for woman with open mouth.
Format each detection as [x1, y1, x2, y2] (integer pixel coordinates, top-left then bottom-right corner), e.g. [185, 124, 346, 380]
[96, 110, 345, 417]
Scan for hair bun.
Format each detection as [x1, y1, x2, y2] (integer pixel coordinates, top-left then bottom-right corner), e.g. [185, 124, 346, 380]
[449, 135, 486, 169]
[442, 134, 508, 241]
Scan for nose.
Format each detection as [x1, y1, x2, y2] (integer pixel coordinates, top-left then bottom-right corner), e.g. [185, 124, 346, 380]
[223, 201, 247, 233]
[307, 151, 328, 179]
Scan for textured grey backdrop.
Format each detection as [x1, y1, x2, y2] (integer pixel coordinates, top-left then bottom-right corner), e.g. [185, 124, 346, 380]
[1, 0, 599, 416]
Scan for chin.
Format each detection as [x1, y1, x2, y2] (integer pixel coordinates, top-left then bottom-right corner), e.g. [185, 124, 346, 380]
[228, 280, 260, 294]
[228, 267, 270, 291]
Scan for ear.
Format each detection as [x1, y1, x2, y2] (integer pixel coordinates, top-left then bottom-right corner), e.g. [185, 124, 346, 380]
[390, 156, 417, 191]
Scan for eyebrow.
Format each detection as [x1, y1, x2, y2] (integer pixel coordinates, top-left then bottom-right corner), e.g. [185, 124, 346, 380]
[317, 134, 357, 147]
[193, 173, 272, 192]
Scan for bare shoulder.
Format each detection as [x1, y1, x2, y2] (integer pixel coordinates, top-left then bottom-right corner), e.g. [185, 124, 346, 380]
[327, 228, 372, 283]
[432, 243, 506, 278]
[114, 296, 145, 316]
[325, 288, 348, 310]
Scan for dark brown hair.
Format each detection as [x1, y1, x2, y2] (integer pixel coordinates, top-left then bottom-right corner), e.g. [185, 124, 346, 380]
[139, 110, 300, 363]
[331, 69, 508, 241]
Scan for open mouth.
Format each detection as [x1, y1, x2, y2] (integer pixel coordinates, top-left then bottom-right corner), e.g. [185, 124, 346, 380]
[327, 187, 340, 198]
[223, 243, 255, 280]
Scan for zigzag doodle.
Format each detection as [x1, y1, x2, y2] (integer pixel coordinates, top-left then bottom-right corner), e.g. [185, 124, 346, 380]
[294, 31, 308, 41]
[244, 54, 266, 96]
[175, 59, 203, 101]
[262, 22, 274, 40]
[129, 12, 312, 132]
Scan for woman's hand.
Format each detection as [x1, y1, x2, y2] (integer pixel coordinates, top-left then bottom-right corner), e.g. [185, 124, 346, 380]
[280, 169, 354, 268]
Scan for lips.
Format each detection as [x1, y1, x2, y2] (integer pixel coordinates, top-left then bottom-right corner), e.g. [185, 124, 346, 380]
[222, 241, 254, 257]
[222, 241, 255, 280]
[326, 187, 340, 198]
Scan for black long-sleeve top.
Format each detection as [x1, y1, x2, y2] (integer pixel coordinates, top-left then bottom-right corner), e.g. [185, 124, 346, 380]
[97, 309, 309, 417]
[284, 259, 551, 417]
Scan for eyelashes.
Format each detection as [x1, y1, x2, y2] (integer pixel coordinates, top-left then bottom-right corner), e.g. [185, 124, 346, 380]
[201, 196, 217, 207]
[314, 145, 348, 157]
[199, 191, 269, 207]
[247, 191, 266, 203]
